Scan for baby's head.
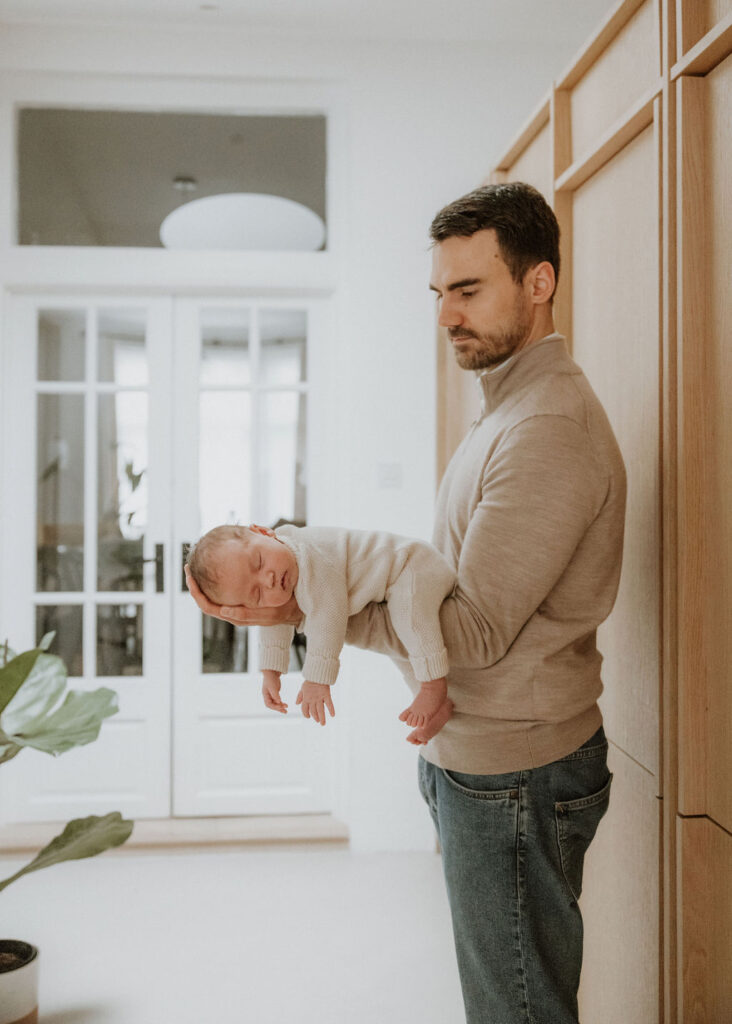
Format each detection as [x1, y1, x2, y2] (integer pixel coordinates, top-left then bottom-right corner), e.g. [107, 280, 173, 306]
[188, 524, 298, 608]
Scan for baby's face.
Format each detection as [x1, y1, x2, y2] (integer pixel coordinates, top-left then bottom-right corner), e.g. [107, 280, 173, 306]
[211, 530, 298, 608]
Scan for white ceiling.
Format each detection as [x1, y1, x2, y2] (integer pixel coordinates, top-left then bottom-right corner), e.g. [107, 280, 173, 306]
[0, 0, 617, 46]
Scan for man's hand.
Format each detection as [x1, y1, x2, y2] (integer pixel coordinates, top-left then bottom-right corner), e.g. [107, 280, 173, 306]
[184, 564, 301, 626]
[262, 670, 288, 714]
[296, 681, 335, 726]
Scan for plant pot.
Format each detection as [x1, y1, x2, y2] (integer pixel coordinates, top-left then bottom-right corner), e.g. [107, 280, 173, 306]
[0, 940, 39, 1024]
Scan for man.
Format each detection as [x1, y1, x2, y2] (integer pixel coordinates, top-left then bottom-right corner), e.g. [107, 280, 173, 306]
[187, 183, 626, 1023]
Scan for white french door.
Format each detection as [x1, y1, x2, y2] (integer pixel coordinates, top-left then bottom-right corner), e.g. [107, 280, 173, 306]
[0, 293, 336, 823]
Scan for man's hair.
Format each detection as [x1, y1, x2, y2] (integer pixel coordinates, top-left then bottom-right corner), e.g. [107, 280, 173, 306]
[187, 524, 250, 599]
[429, 182, 560, 292]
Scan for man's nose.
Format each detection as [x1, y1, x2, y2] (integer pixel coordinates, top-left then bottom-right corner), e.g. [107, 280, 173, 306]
[437, 295, 462, 328]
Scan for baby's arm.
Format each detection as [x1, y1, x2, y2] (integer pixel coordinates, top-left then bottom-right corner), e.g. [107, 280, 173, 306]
[262, 670, 288, 714]
[259, 625, 295, 713]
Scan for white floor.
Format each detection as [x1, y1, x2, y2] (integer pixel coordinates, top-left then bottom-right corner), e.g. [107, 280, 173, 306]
[0, 843, 464, 1023]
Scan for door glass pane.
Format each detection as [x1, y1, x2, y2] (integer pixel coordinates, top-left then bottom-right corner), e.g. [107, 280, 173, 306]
[98, 309, 148, 384]
[260, 310, 307, 386]
[37, 394, 85, 591]
[200, 309, 250, 386]
[36, 605, 83, 677]
[199, 392, 251, 531]
[202, 620, 249, 674]
[97, 393, 148, 591]
[258, 392, 307, 526]
[37, 309, 86, 382]
[97, 603, 143, 676]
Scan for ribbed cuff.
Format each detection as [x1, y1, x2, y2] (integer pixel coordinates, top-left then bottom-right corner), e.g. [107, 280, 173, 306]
[302, 653, 340, 687]
[258, 645, 291, 675]
[409, 647, 449, 682]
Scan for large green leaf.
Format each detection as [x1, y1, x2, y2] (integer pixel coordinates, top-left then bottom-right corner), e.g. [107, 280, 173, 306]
[0, 652, 68, 734]
[0, 739, 22, 765]
[0, 649, 44, 715]
[0, 813, 134, 893]
[12, 687, 119, 755]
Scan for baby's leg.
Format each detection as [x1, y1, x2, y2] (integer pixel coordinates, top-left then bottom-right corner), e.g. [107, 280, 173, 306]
[406, 698, 453, 745]
[398, 676, 447, 728]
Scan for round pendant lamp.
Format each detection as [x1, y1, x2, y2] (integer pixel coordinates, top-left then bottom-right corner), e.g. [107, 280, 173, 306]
[160, 193, 326, 251]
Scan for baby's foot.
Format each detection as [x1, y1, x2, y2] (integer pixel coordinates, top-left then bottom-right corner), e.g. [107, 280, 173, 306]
[406, 699, 453, 745]
[399, 677, 447, 729]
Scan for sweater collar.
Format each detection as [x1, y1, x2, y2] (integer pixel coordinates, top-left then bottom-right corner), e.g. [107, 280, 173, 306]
[474, 333, 567, 415]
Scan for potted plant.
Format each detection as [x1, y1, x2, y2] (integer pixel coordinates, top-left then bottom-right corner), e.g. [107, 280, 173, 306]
[0, 634, 134, 1024]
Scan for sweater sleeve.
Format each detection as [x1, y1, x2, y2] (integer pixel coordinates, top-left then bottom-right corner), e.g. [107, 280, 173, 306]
[346, 415, 607, 669]
[299, 554, 351, 687]
[301, 601, 349, 687]
[258, 624, 295, 675]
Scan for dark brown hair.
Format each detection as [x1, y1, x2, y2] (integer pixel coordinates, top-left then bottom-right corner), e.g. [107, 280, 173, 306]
[429, 182, 560, 293]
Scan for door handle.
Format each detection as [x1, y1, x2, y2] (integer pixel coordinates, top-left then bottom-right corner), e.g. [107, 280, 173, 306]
[140, 543, 165, 593]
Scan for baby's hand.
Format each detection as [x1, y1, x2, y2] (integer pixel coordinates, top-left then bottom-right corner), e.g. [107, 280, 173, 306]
[262, 670, 288, 714]
[296, 681, 335, 726]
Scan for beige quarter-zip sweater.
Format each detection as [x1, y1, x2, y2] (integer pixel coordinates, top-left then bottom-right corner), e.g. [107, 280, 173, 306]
[346, 334, 627, 773]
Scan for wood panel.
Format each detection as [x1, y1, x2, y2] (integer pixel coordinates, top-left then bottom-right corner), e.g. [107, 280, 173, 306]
[571, 125, 661, 778]
[703, 52, 732, 834]
[579, 744, 659, 1023]
[678, 816, 732, 1022]
[500, 122, 553, 208]
[676, 75, 709, 817]
[568, 0, 660, 161]
[677, 0, 732, 55]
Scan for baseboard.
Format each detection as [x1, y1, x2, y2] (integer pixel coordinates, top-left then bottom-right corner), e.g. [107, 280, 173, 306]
[0, 814, 350, 854]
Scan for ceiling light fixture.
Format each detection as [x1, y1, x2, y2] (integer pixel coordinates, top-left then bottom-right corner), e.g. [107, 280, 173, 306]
[159, 193, 326, 251]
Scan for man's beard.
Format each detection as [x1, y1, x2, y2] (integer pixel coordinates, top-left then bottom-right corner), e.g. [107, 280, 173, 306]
[449, 297, 533, 371]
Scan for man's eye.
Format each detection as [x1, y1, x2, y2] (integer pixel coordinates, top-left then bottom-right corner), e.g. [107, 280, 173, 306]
[461, 290, 476, 298]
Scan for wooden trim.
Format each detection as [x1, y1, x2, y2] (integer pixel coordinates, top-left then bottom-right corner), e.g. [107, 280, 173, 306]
[490, 92, 551, 177]
[552, 191, 573, 348]
[436, 323, 450, 483]
[556, 0, 649, 89]
[659, 8, 679, 1009]
[675, 76, 708, 816]
[671, 13, 732, 78]
[551, 88, 572, 182]
[555, 82, 660, 192]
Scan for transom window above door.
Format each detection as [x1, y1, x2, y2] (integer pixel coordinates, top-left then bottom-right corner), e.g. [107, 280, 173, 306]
[16, 108, 327, 250]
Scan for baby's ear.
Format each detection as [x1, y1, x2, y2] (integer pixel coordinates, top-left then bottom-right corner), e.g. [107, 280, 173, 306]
[249, 523, 276, 537]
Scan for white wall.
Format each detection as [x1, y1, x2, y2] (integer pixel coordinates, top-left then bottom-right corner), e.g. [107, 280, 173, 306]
[0, 15, 608, 850]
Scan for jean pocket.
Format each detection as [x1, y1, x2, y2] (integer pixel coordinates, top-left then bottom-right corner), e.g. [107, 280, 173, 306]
[441, 768, 519, 801]
[555, 773, 613, 902]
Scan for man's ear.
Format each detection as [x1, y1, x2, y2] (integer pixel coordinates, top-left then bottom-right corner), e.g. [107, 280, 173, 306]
[528, 261, 556, 305]
[249, 523, 276, 537]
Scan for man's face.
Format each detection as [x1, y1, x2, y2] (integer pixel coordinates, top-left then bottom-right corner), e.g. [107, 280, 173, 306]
[430, 229, 535, 371]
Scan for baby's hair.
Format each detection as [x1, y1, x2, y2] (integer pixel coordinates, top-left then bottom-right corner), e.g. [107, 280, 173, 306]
[187, 524, 251, 600]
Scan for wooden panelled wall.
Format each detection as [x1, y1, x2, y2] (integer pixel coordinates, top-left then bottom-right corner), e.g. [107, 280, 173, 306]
[437, 1, 732, 1020]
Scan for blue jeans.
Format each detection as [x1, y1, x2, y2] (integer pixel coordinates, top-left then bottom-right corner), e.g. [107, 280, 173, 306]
[418, 727, 612, 1024]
